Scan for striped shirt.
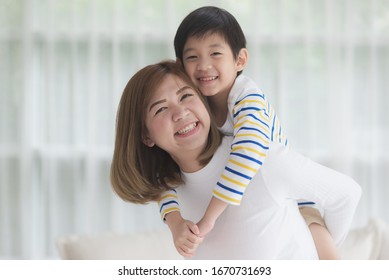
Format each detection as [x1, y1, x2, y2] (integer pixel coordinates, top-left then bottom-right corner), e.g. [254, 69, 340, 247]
[158, 75, 288, 218]
[213, 75, 288, 204]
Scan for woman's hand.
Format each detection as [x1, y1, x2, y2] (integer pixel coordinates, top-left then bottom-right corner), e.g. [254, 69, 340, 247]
[165, 211, 203, 258]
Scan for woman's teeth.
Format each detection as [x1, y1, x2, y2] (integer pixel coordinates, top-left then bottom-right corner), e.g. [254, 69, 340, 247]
[177, 122, 197, 135]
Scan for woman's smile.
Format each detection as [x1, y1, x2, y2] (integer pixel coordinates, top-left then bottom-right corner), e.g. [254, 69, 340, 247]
[175, 121, 199, 136]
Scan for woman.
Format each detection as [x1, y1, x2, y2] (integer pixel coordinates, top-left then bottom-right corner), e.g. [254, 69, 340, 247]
[110, 60, 361, 259]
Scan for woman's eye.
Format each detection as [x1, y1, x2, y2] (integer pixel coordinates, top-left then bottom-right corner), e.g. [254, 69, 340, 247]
[154, 107, 167, 115]
[181, 93, 193, 101]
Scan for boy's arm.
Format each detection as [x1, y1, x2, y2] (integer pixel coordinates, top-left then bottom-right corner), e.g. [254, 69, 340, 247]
[197, 197, 228, 237]
[198, 90, 276, 237]
[212, 91, 277, 205]
[158, 189, 181, 221]
[165, 211, 203, 258]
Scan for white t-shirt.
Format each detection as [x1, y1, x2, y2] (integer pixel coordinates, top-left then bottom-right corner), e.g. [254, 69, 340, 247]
[176, 137, 361, 259]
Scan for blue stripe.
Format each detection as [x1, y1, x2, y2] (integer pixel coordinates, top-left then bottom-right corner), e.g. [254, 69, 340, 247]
[239, 127, 270, 140]
[233, 107, 266, 118]
[159, 201, 179, 213]
[233, 140, 269, 150]
[271, 114, 276, 141]
[242, 113, 270, 129]
[225, 166, 252, 180]
[231, 152, 263, 166]
[234, 93, 265, 106]
[216, 182, 244, 196]
[297, 201, 316, 206]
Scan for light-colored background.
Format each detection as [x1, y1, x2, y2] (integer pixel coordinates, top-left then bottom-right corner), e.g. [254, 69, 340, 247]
[1, 0, 388, 259]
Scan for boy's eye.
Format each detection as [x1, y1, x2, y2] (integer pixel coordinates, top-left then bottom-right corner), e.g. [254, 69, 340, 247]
[211, 52, 222, 56]
[185, 55, 197, 61]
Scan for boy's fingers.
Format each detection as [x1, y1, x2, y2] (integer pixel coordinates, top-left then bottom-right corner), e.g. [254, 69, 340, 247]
[189, 223, 200, 235]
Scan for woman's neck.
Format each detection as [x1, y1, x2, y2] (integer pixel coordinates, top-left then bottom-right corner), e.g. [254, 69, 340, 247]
[171, 152, 204, 173]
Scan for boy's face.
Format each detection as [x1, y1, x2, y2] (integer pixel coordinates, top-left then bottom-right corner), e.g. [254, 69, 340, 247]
[182, 32, 246, 98]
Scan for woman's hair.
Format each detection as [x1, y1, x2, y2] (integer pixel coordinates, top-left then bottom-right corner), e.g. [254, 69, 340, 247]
[110, 60, 222, 204]
[174, 6, 246, 75]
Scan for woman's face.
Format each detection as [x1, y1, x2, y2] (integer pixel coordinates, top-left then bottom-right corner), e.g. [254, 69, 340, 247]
[144, 74, 211, 168]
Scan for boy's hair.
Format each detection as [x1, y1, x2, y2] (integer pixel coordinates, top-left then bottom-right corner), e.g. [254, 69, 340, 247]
[110, 60, 222, 204]
[174, 6, 246, 74]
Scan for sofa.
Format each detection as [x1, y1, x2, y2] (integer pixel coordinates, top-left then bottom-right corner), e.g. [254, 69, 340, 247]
[56, 218, 389, 260]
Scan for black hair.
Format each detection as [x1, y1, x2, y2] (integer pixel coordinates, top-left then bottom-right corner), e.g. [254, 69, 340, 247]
[174, 6, 246, 74]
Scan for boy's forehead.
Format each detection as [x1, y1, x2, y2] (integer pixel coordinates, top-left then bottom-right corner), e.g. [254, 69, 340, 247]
[185, 32, 228, 49]
[189, 31, 225, 42]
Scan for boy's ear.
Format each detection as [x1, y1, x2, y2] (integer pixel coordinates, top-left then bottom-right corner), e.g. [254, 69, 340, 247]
[236, 48, 248, 72]
[143, 136, 155, 147]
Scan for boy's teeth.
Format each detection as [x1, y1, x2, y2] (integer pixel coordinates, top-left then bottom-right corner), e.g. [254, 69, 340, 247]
[177, 123, 197, 135]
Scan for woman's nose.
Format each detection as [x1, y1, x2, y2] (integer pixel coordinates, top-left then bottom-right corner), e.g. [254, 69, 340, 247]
[172, 104, 189, 122]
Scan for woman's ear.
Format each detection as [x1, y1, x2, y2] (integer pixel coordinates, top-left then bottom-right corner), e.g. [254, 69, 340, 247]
[236, 48, 248, 72]
[143, 136, 155, 147]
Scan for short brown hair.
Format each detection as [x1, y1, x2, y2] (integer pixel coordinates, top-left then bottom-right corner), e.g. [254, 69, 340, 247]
[110, 60, 222, 204]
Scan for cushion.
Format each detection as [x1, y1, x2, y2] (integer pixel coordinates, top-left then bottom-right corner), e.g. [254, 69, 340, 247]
[339, 218, 387, 260]
[56, 229, 182, 260]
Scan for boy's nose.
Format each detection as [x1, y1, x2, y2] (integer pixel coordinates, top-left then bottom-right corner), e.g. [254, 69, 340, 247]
[196, 59, 212, 71]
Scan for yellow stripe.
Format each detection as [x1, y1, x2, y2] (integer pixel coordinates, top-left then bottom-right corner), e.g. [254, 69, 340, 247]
[232, 146, 267, 156]
[234, 119, 270, 134]
[221, 174, 246, 187]
[235, 133, 270, 145]
[213, 190, 241, 204]
[228, 156, 261, 172]
[236, 100, 266, 108]
[161, 207, 180, 219]
[228, 158, 258, 173]
[158, 193, 178, 202]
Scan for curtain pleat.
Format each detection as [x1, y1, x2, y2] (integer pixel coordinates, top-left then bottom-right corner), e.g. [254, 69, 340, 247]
[0, 0, 388, 259]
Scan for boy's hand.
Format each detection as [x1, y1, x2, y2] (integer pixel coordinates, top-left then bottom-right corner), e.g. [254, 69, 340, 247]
[165, 211, 203, 258]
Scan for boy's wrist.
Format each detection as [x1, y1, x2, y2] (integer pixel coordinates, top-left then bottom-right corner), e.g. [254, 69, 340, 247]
[165, 211, 183, 227]
[202, 213, 216, 226]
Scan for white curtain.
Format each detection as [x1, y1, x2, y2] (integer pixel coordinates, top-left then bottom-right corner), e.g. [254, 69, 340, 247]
[0, 0, 388, 259]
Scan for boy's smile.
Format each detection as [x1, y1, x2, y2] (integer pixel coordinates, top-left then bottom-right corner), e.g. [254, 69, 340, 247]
[182, 32, 246, 99]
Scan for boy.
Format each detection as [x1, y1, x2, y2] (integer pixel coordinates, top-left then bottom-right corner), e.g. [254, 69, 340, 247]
[159, 6, 339, 259]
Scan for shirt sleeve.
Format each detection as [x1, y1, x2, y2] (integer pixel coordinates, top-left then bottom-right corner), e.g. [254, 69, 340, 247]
[212, 91, 284, 205]
[263, 143, 362, 246]
[157, 189, 181, 221]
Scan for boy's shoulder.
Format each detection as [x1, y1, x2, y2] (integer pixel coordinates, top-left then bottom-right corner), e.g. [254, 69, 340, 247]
[229, 75, 264, 102]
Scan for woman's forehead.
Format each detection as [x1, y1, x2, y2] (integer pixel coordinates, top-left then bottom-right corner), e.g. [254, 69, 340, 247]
[150, 75, 191, 99]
